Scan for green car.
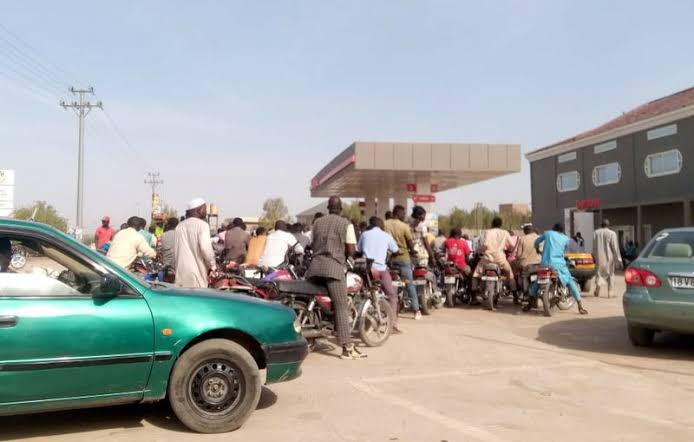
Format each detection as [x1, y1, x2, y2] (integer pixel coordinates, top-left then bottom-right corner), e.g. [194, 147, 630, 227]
[0, 218, 307, 433]
[623, 228, 694, 346]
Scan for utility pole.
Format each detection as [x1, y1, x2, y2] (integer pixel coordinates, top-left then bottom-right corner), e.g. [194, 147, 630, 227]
[144, 172, 164, 218]
[60, 87, 102, 233]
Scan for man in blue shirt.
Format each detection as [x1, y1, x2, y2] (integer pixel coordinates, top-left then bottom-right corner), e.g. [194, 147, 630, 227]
[358, 216, 402, 332]
[526, 223, 588, 315]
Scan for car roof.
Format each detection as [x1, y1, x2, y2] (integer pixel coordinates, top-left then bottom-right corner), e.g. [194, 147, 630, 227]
[0, 217, 60, 233]
[655, 227, 694, 234]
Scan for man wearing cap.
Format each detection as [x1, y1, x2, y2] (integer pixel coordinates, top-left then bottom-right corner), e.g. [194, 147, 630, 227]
[95, 216, 115, 250]
[174, 198, 217, 288]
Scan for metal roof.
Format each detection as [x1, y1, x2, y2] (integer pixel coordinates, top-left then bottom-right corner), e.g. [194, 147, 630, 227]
[310, 142, 521, 197]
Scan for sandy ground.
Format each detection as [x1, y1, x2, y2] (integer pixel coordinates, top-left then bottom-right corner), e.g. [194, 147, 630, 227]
[3, 278, 694, 442]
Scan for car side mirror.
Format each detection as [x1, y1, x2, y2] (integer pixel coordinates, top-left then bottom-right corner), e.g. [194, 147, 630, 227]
[98, 274, 122, 297]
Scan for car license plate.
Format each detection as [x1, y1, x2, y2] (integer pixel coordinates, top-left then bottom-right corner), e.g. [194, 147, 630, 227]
[669, 276, 694, 289]
[530, 275, 538, 282]
[481, 276, 498, 281]
[444, 276, 456, 284]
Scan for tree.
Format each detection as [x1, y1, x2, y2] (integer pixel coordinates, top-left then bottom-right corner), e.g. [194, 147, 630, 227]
[259, 197, 292, 229]
[341, 200, 363, 224]
[12, 201, 69, 232]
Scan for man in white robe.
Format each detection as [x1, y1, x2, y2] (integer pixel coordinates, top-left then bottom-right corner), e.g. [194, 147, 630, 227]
[592, 219, 623, 298]
[174, 198, 217, 288]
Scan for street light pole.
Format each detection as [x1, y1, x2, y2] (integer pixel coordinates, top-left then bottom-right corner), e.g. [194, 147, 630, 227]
[60, 87, 102, 232]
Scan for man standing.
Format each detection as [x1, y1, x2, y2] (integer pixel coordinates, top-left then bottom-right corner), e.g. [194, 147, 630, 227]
[174, 198, 217, 288]
[94, 216, 115, 250]
[107, 216, 157, 268]
[158, 217, 179, 269]
[411, 206, 435, 268]
[358, 216, 402, 333]
[223, 218, 251, 264]
[385, 205, 422, 320]
[593, 219, 622, 298]
[527, 223, 588, 315]
[259, 221, 304, 268]
[305, 196, 363, 360]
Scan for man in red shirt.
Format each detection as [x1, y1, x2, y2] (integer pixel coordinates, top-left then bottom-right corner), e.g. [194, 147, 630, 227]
[95, 216, 115, 250]
[444, 228, 471, 275]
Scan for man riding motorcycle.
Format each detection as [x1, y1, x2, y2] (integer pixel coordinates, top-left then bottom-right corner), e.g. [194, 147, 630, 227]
[472, 217, 516, 292]
[525, 223, 588, 315]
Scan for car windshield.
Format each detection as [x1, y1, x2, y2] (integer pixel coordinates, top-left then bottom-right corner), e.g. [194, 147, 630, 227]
[641, 231, 694, 259]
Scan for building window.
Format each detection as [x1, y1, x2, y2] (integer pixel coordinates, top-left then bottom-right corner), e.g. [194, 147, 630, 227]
[647, 124, 677, 141]
[557, 171, 580, 192]
[558, 152, 576, 163]
[592, 162, 621, 186]
[594, 140, 617, 154]
[644, 149, 683, 178]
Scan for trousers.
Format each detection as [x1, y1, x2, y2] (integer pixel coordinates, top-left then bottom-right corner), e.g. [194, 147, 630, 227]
[377, 269, 399, 323]
[312, 276, 352, 346]
[395, 261, 419, 311]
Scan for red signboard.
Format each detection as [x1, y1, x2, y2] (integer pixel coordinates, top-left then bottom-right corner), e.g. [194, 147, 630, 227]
[406, 183, 417, 192]
[576, 199, 600, 211]
[413, 194, 436, 203]
[430, 184, 439, 193]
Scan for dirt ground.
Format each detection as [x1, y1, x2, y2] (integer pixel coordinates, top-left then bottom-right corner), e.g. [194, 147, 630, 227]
[3, 277, 694, 442]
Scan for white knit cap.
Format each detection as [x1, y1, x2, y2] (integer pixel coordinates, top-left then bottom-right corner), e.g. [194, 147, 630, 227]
[186, 197, 206, 210]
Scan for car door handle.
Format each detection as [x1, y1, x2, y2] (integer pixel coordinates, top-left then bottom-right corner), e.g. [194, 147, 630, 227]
[0, 315, 18, 328]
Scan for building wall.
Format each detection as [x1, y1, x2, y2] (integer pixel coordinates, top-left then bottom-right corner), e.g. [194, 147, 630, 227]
[530, 115, 694, 231]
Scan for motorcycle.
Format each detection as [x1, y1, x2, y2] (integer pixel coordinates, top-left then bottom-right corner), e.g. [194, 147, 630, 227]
[529, 265, 577, 316]
[275, 259, 394, 350]
[412, 265, 444, 314]
[479, 263, 508, 311]
[131, 257, 169, 282]
[439, 258, 472, 307]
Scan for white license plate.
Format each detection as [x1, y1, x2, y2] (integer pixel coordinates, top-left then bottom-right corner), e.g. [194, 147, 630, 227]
[444, 276, 456, 284]
[537, 278, 550, 284]
[413, 280, 427, 286]
[481, 276, 498, 281]
[530, 275, 538, 282]
[669, 276, 694, 289]
[392, 281, 404, 288]
[569, 260, 576, 266]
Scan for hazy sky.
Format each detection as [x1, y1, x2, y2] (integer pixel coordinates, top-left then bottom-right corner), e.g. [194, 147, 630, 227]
[2, 0, 694, 230]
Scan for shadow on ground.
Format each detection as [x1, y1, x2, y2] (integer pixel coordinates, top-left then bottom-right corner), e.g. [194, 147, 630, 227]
[537, 315, 694, 361]
[0, 387, 277, 440]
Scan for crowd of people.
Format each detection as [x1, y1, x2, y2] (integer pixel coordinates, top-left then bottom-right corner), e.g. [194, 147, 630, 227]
[93, 195, 624, 359]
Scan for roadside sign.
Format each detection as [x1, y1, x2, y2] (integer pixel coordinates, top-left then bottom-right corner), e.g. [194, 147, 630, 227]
[576, 199, 600, 211]
[406, 183, 417, 192]
[430, 184, 438, 193]
[413, 194, 436, 203]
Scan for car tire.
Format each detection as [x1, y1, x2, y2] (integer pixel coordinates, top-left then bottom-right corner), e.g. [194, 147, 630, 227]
[168, 339, 262, 434]
[580, 279, 593, 293]
[627, 324, 655, 347]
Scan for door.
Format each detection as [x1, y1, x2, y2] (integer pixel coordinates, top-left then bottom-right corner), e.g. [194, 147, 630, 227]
[0, 231, 154, 410]
[572, 211, 595, 252]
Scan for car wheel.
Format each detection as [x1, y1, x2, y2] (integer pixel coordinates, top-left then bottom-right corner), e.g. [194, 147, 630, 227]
[580, 278, 593, 293]
[627, 324, 655, 347]
[168, 339, 262, 433]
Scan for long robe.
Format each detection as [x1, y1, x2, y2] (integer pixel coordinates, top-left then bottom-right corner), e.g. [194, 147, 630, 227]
[174, 217, 215, 288]
[593, 227, 621, 291]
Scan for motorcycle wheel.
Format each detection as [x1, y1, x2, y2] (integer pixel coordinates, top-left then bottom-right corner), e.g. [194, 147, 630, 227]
[541, 284, 559, 317]
[485, 282, 496, 311]
[419, 284, 431, 316]
[291, 300, 319, 351]
[445, 287, 456, 308]
[358, 297, 394, 347]
[557, 281, 577, 310]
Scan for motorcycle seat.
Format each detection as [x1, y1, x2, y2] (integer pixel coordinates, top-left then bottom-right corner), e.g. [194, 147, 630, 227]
[274, 279, 326, 295]
[483, 263, 500, 272]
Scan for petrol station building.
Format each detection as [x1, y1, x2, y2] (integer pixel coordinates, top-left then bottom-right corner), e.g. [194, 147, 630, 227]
[307, 142, 521, 222]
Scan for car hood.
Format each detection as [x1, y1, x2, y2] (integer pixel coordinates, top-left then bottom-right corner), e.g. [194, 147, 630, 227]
[150, 284, 287, 310]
